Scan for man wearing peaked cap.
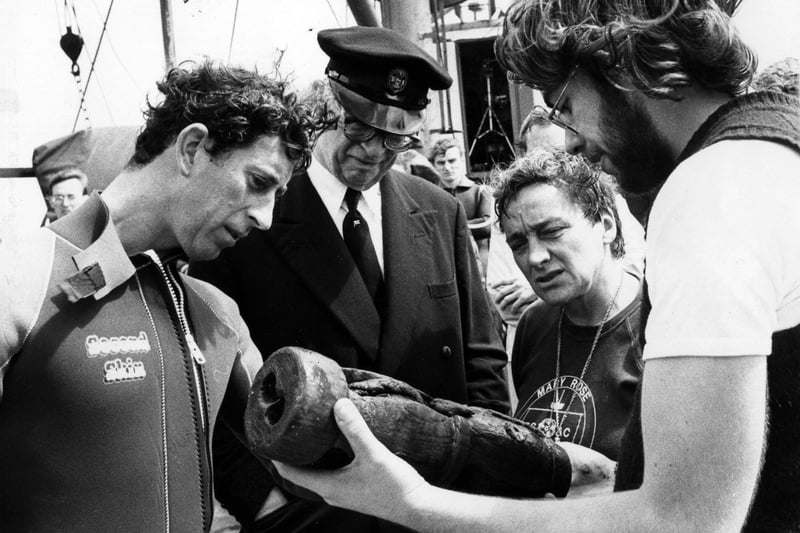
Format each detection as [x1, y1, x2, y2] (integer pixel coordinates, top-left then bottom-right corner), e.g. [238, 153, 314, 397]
[318, 26, 452, 137]
[190, 25, 510, 533]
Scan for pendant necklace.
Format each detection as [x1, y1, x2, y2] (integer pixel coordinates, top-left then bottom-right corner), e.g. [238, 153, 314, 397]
[550, 274, 624, 442]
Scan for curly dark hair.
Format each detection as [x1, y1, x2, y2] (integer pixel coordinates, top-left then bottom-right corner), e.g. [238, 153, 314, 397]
[428, 137, 462, 163]
[129, 60, 319, 172]
[495, 0, 757, 100]
[492, 145, 625, 258]
[751, 57, 799, 96]
[298, 78, 341, 132]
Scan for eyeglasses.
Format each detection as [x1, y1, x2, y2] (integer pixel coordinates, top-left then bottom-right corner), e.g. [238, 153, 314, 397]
[341, 117, 417, 152]
[541, 64, 579, 135]
[51, 194, 80, 204]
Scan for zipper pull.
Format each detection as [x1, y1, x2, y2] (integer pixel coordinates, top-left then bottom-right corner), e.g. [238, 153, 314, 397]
[186, 333, 206, 365]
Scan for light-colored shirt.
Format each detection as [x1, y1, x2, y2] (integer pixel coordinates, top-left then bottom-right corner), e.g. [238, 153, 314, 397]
[644, 139, 800, 360]
[307, 157, 385, 273]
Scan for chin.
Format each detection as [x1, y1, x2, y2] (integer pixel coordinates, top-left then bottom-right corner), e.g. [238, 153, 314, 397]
[536, 288, 571, 308]
[187, 246, 223, 262]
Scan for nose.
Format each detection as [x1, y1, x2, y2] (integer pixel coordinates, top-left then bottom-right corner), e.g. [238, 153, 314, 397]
[564, 129, 582, 155]
[527, 237, 550, 268]
[360, 134, 389, 159]
[248, 196, 275, 231]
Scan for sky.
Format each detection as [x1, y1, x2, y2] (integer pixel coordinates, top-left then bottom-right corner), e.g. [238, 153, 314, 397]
[1, 0, 798, 168]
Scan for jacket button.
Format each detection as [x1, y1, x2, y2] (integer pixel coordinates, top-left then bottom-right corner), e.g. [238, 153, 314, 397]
[441, 346, 452, 358]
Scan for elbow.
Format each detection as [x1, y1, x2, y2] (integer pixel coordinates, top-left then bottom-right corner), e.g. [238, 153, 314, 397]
[636, 478, 751, 533]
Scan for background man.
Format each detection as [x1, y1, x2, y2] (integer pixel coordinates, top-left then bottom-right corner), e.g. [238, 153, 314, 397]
[496, 146, 642, 461]
[0, 61, 315, 531]
[190, 26, 510, 533]
[274, 0, 800, 531]
[429, 137, 493, 276]
[48, 167, 89, 219]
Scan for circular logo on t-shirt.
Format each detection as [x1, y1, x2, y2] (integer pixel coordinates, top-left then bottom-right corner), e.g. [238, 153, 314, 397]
[516, 375, 597, 447]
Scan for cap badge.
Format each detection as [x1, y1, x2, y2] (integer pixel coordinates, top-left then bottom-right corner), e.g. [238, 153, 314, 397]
[385, 68, 408, 95]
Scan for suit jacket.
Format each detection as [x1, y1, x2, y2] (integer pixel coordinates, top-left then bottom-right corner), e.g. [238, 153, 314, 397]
[191, 169, 509, 532]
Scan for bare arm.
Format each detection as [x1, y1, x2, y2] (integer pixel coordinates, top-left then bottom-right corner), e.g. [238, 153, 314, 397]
[276, 355, 766, 532]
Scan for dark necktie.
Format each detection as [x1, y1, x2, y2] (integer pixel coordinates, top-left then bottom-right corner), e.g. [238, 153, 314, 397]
[343, 188, 383, 306]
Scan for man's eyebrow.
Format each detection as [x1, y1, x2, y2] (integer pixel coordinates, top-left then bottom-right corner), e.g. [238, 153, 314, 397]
[246, 165, 282, 184]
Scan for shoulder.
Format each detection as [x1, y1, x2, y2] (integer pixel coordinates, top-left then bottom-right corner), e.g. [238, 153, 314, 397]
[652, 139, 800, 243]
[513, 299, 559, 365]
[666, 139, 800, 202]
[517, 299, 559, 335]
[182, 274, 241, 327]
[388, 169, 456, 206]
[1, 228, 58, 372]
[645, 141, 800, 357]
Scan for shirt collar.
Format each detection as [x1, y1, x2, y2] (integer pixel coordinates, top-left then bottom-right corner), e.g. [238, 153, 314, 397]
[450, 175, 475, 189]
[307, 156, 382, 215]
[52, 192, 136, 302]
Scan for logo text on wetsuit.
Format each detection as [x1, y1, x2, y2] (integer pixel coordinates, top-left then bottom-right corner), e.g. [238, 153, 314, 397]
[85, 332, 151, 358]
[104, 357, 147, 383]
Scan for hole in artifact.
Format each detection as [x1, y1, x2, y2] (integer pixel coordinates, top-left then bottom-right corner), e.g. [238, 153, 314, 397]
[262, 371, 285, 425]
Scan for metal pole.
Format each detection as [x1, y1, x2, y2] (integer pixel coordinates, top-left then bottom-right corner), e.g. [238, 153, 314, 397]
[347, 0, 380, 27]
[160, 0, 176, 72]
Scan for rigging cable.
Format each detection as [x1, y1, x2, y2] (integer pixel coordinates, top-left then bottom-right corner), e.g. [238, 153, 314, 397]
[71, 0, 115, 133]
[88, 0, 144, 94]
[60, 0, 91, 127]
[326, 0, 342, 27]
[227, 0, 240, 62]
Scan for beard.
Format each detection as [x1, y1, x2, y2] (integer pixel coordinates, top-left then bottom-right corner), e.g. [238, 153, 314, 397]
[598, 85, 676, 196]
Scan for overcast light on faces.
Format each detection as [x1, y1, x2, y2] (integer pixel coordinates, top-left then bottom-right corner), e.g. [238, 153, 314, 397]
[177, 135, 294, 260]
[502, 183, 610, 308]
[550, 69, 673, 194]
[50, 177, 87, 219]
[433, 146, 465, 187]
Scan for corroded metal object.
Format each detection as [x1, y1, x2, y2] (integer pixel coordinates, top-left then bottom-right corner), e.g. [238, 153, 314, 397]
[245, 346, 569, 497]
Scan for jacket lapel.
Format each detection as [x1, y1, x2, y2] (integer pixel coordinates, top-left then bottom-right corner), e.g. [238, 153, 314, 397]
[267, 173, 380, 359]
[379, 173, 438, 375]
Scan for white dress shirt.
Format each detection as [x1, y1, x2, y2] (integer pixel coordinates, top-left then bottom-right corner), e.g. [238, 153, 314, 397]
[307, 157, 385, 273]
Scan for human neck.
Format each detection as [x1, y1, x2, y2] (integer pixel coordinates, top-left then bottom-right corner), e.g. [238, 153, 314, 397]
[100, 156, 178, 256]
[563, 264, 630, 326]
[440, 175, 463, 189]
[640, 86, 733, 160]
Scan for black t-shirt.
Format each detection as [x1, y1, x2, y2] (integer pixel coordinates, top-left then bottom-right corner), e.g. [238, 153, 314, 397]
[512, 289, 643, 460]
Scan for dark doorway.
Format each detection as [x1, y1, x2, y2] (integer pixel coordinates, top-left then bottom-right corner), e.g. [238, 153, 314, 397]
[457, 38, 516, 182]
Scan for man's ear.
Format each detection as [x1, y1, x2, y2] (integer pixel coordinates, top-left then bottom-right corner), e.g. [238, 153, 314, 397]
[600, 210, 618, 246]
[176, 123, 210, 177]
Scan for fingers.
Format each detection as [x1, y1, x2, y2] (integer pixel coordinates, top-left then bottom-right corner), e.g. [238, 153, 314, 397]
[489, 279, 521, 299]
[333, 398, 385, 459]
[509, 289, 537, 313]
[273, 460, 302, 481]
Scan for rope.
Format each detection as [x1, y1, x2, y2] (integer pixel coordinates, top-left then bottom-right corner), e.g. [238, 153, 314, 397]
[227, 0, 240, 63]
[61, 0, 90, 127]
[71, 0, 115, 132]
[87, 0, 144, 94]
[326, 0, 341, 27]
